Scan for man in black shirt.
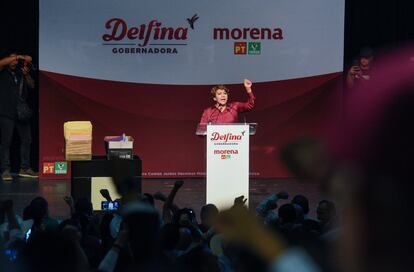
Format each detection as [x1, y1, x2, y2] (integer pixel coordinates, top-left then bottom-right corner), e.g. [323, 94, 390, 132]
[0, 50, 37, 181]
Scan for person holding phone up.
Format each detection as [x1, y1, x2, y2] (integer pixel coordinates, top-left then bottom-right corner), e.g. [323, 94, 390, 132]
[346, 47, 374, 89]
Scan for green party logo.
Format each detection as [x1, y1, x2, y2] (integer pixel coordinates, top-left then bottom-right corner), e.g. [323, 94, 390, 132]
[54, 161, 68, 174]
[248, 42, 261, 55]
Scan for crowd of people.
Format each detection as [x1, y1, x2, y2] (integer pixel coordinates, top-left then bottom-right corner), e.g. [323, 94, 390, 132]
[0, 180, 339, 272]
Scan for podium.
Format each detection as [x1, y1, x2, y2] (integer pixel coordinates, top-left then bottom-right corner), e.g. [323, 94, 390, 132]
[196, 123, 257, 210]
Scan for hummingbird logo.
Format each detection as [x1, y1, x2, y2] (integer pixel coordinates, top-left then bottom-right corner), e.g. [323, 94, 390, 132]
[187, 14, 199, 29]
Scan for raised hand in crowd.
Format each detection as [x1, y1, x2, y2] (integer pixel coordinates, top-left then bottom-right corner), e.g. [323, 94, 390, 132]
[162, 180, 184, 223]
[174, 179, 184, 189]
[100, 189, 113, 202]
[234, 195, 248, 207]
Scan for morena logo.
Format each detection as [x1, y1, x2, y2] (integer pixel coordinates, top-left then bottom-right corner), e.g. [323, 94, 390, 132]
[210, 132, 243, 142]
[213, 27, 283, 40]
[214, 149, 239, 155]
[102, 18, 189, 47]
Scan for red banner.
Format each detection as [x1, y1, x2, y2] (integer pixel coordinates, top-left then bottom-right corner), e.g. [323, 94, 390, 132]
[39, 71, 342, 179]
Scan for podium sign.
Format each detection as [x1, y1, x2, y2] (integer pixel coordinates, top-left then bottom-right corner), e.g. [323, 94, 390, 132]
[206, 124, 250, 210]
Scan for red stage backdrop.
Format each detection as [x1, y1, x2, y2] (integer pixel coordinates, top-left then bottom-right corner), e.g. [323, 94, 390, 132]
[39, 0, 345, 179]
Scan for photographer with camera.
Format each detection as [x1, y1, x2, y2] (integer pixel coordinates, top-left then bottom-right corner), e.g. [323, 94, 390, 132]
[0, 50, 37, 181]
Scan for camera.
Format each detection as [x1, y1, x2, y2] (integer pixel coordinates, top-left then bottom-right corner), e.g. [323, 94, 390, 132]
[101, 200, 119, 211]
[16, 58, 26, 69]
[16, 57, 37, 71]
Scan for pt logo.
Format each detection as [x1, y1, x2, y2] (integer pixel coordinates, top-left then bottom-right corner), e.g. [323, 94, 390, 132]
[221, 155, 231, 160]
[248, 42, 261, 54]
[234, 42, 247, 55]
[43, 162, 54, 174]
[54, 161, 68, 174]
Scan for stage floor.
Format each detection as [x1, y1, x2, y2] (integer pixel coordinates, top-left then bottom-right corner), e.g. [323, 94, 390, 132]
[0, 178, 325, 220]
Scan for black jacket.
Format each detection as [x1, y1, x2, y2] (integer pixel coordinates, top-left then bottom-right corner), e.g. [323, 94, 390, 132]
[0, 68, 27, 119]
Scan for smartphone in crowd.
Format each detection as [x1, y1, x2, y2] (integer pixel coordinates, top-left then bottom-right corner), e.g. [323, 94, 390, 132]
[101, 200, 119, 211]
[3, 249, 18, 262]
[25, 228, 32, 242]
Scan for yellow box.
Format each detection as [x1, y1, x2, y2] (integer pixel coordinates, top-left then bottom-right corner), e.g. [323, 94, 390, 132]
[64, 121, 92, 140]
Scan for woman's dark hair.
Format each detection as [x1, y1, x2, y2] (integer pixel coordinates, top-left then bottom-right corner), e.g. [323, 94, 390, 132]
[210, 85, 230, 98]
[291, 195, 310, 215]
[278, 204, 296, 224]
[26, 197, 48, 228]
[200, 204, 218, 221]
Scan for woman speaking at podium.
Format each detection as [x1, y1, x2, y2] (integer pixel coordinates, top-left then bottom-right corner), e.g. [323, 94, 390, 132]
[199, 79, 255, 124]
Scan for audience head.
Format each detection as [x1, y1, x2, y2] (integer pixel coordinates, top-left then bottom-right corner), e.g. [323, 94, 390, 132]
[25, 197, 49, 229]
[291, 195, 310, 215]
[74, 197, 93, 216]
[174, 208, 197, 227]
[200, 204, 219, 226]
[278, 204, 296, 224]
[316, 200, 336, 224]
[358, 46, 374, 67]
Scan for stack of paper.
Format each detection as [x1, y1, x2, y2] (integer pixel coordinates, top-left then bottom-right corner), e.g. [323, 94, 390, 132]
[64, 121, 92, 160]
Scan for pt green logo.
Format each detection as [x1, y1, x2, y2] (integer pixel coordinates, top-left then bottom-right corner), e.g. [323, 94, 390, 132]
[54, 161, 67, 174]
[248, 42, 261, 55]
